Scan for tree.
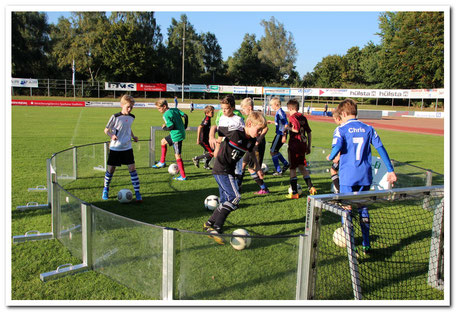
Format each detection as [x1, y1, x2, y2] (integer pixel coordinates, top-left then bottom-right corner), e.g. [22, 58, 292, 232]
[226, 33, 274, 85]
[312, 54, 345, 88]
[165, 14, 205, 84]
[343, 46, 363, 85]
[359, 41, 382, 87]
[258, 17, 298, 84]
[103, 12, 163, 81]
[12, 12, 51, 78]
[201, 32, 224, 84]
[50, 12, 109, 82]
[377, 11, 444, 88]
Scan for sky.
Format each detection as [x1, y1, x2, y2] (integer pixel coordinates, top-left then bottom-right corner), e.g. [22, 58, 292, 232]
[44, 10, 383, 77]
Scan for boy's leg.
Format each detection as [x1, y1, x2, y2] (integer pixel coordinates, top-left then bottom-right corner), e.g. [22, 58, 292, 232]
[205, 174, 240, 234]
[172, 142, 187, 180]
[330, 163, 340, 193]
[153, 137, 169, 168]
[128, 164, 142, 202]
[102, 165, 115, 200]
[300, 164, 317, 195]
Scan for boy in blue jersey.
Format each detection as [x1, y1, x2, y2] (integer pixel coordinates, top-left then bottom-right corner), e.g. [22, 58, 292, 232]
[327, 98, 397, 254]
[267, 97, 290, 176]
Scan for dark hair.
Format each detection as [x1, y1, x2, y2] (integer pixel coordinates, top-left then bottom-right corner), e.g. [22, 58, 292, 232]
[286, 98, 300, 111]
[221, 95, 235, 108]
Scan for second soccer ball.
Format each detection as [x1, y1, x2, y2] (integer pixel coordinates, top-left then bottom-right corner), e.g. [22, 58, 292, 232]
[288, 184, 303, 195]
[230, 228, 252, 250]
[168, 163, 179, 175]
[204, 195, 219, 211]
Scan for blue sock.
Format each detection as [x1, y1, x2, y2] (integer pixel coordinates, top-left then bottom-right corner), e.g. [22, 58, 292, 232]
[359, 207, 370, 247]
[278, 153, 288, 166]
[129, 170, 140, 193]
[104, 171, 113, 190]
[272, 154, 281, 172]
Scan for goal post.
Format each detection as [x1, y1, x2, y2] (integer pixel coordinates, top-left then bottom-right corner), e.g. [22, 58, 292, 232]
[306, 186, 444, 300]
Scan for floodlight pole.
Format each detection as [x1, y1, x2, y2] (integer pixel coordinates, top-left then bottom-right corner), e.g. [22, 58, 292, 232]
[181, 23, 186, 103]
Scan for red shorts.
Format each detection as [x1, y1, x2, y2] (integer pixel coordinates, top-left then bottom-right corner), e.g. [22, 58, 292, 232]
[288, 142, 307, 169]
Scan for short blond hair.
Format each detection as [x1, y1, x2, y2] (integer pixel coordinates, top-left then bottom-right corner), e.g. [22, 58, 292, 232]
[269, 97, 281, 108]
[120, 94, 135, 106]
[240, 97, 254, 108]
[245, 111, 267, 129]
[155, 98, 168, 108]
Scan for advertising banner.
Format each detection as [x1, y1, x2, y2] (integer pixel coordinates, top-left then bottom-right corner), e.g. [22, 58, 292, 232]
[12, 100, 85, 107]
[12, 78, 39, 88]
[166, 84, 207, 92]
[233, 86, 247, 94]
[246, 86, 263, 95]
[105, 82, 137, 91]
[208, 85, 220, 93]
[264, 87, 290, 95]
[136, 83, 166, 92]
[219, 85, 234, 93]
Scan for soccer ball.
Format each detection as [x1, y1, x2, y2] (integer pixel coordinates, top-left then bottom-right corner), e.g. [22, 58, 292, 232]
[261, 163, 269, 173]
[117, 189, 133, 204]
[168, 163, 179, 175]
[333, 227, 347, 248]
[230, 228, 252, 250]
[204, 195, 219, 211]
[288, 184, 303, 195]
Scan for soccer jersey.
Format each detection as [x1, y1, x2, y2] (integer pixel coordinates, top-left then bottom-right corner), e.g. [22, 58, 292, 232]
[215, 109, 243, 125]
[163, 108, 186, 142]
[106, 112, 135, 151]
[288, 112, 311, 145]
[212, 129, 256, 175]
[274, 108, 288, 135]
[332, 118, 384, 186]
[199, 115, 212, 142]
[217, 114, 245, 133]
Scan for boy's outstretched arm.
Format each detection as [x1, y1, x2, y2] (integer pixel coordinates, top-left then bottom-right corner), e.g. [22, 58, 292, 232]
[376, 145, 397, 185]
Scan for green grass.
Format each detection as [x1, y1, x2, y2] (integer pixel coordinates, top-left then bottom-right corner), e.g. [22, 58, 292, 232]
[10, 105, 445, 301]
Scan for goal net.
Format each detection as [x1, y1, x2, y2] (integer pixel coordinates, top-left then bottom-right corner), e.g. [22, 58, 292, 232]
[306, 186, 444, 300]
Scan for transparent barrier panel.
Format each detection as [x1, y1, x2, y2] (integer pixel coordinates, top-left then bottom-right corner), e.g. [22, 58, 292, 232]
[91, 206, 163, 299]
[130, 140, 151, 168]
[54, 148, 76, 186]
[152, 129, 202, 164]
[76, 143, 107, 178]
[175, 231, 300, 300]
[315, 189, 444, 300]
[57, 185, 83, 260]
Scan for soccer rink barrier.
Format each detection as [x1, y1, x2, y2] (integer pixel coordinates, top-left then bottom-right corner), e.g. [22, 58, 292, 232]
[12, 138, 445, 301]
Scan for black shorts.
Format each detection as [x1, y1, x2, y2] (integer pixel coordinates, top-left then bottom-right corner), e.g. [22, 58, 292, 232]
[270, 134, 284, 154]
[243, 141, 265, 171]
[107, 149, 135, 167]
[165, 135, 183, 155]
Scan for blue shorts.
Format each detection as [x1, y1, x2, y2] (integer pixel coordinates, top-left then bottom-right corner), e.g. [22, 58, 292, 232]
[340, 185, 371, 194]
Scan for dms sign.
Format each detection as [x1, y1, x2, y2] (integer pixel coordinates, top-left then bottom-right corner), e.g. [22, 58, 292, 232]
[105, 82, 137, 91]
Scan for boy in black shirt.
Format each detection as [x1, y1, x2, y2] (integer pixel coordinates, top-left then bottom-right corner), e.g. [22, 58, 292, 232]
[192, 105, 215, 170]
[203, 111, 267, 244]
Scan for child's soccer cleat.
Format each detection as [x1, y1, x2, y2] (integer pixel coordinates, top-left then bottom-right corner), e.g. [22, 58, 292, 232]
[102, 188, 109, 200]
[286, 193, 299, 199]
[152, 162, 166, 169]
[192, 157, 200, 168]
[272, 171, 283, 177]
[308, 186, 317, 195]
[362, 246, 371, 255]
[173, 175, 187, 181]
[135, 191, 142, 202]
[282, 163, 290, 174]
[206, 227, 225, 245]
[254, 189, 270, 195]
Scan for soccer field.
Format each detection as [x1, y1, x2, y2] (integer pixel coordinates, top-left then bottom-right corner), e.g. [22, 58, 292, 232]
[10, 106, 445, 300]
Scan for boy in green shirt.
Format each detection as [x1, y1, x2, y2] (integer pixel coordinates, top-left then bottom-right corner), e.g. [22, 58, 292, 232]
[153, 99, 189, 181]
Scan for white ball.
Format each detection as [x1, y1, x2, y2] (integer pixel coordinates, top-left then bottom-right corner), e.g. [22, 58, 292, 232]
[230, 228, 252, 250]
[333, 227, 347, 248]
[168, 163, 179, 175]
[288, 184, 303, 195]
[261, 163, 269, 173]
[117, 189, 133, 204]
[204, 195, 219, 211]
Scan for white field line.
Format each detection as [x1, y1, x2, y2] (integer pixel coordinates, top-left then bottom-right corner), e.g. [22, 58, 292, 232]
[70, 109, 84, 146]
